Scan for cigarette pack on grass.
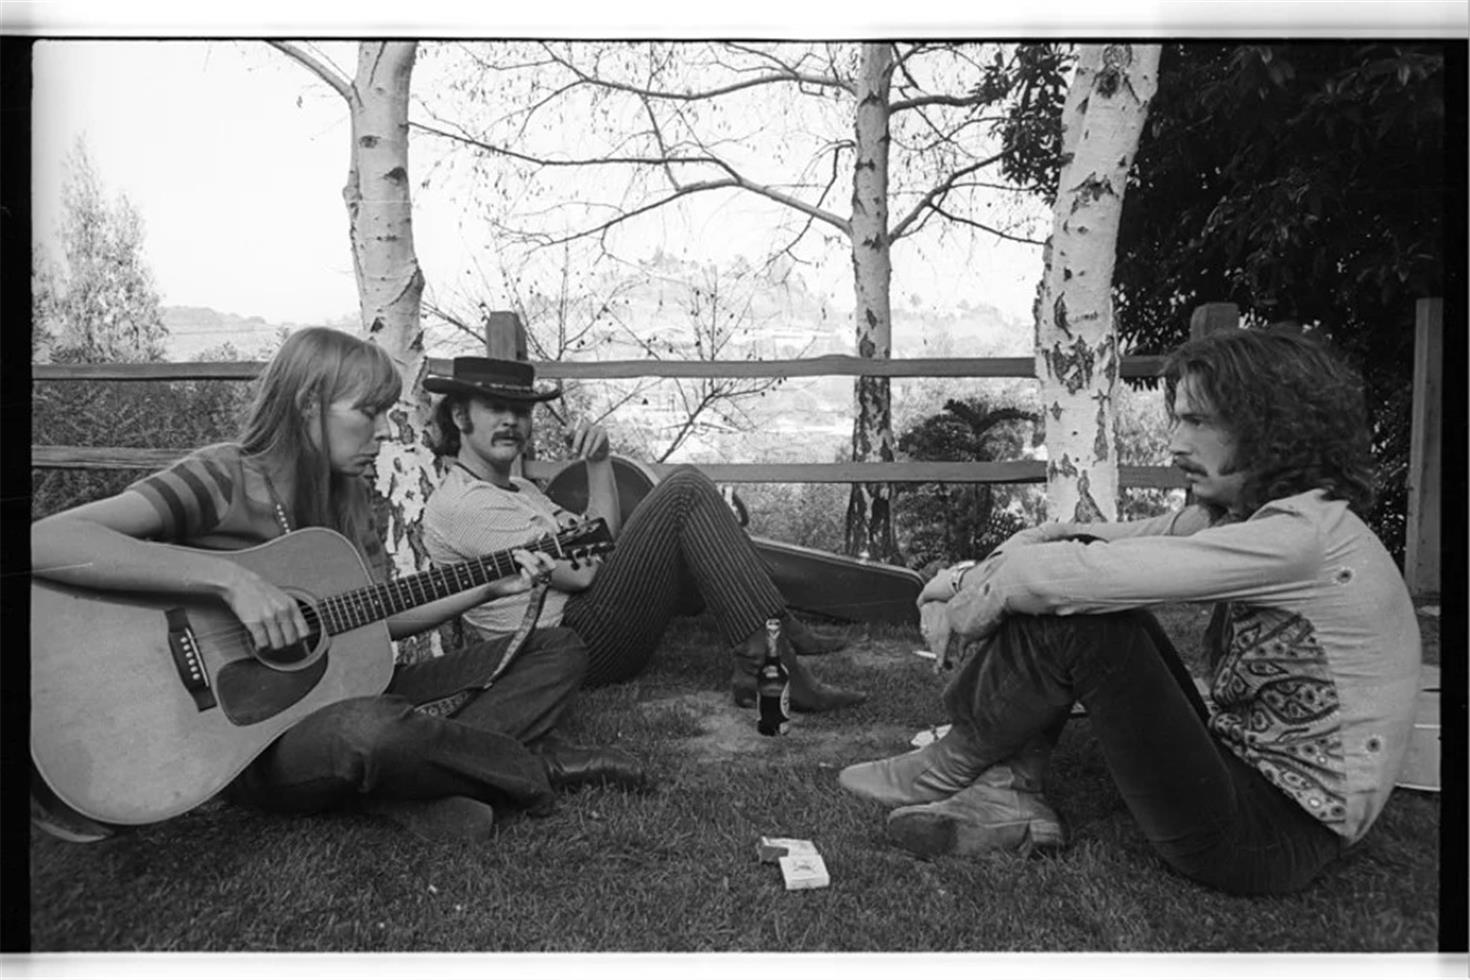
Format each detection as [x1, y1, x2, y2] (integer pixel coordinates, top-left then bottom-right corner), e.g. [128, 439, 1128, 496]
[779, 853, 830, 891]
[756, 836, 818, 863]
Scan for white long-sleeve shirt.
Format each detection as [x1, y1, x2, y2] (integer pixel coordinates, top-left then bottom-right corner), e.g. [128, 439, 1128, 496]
[949, 490, 1422, 844]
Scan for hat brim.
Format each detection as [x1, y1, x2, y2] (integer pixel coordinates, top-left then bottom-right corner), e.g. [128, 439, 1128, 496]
[423, 377, 562, 403]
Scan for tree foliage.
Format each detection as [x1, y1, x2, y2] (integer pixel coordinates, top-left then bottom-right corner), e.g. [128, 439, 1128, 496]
[31, 341, 261, 521]
[893, 397, 1039, 570]
[33, 139, 168, 363]
[1110, 41, 1449, 562]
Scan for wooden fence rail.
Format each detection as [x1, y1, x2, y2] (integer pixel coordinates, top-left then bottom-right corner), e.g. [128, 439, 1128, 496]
[31, 354, 1169, 383]
[30, 445, 1185, 489]
[31, 353, 1186, 489]
[38, 301, 1436, 593]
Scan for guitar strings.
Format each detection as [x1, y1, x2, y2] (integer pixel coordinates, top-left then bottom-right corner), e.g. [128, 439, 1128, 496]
[177, 533, 608, 655]
[176, 538, 928, 654]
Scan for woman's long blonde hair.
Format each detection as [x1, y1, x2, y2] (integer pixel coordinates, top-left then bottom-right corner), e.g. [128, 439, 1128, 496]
[239, 327, 401, 538]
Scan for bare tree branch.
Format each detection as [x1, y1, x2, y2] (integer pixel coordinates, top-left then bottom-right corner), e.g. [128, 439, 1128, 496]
[541, 41, 852, 102]
[269, 40, 352, 101]
[927, 203, 1048, 245]
[889, 151, 1005, 241]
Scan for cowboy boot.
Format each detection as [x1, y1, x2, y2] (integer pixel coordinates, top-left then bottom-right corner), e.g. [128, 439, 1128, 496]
[730, 627, 866, 712]
[536, 737, 651, 793]
[781, 614, 850, 656]
[836, 724, 993, 807]
[884, 736, 1065, 858]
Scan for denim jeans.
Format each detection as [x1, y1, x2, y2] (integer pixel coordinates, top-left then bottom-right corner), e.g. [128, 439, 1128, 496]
[227, 626, 588, 816]
[943, 611, 1345, 895]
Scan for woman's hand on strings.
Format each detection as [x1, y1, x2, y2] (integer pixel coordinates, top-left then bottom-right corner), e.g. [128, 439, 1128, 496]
[222, 567, 311, 651]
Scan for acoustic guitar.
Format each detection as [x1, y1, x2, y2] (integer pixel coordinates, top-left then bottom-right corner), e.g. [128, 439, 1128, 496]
[30, 519, 612, 826]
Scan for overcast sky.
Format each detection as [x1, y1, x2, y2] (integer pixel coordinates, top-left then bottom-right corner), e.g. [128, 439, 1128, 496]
[30, 37, 1058, 334]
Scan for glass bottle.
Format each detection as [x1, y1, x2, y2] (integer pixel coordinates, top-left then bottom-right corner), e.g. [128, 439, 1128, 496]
[757, 617, 791, 736]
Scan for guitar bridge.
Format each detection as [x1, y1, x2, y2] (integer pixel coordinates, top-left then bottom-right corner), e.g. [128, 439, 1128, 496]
[166, 608, 217, 712]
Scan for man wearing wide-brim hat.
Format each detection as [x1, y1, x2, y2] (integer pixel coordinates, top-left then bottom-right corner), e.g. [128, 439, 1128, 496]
[423, 356, 564, 405]
[420, 355, 866, 731]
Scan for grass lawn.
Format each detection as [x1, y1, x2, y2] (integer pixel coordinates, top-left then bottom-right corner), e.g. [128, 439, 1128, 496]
[26, 604, 1444, 953]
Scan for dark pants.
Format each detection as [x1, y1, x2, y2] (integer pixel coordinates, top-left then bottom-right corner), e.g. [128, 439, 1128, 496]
[944, 611, 1345, 895]
[228, 626, 587, 815]
[563, 466, 786, 686]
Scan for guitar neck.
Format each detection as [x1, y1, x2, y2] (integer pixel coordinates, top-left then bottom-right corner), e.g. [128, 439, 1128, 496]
[317, 538, 558, 635]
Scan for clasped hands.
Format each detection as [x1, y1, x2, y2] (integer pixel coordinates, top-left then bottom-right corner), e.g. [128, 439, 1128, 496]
[916, 525, 1063, 673]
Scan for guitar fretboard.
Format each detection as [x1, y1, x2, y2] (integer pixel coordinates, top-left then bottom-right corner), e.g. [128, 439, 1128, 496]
[314, 534, 583, 635]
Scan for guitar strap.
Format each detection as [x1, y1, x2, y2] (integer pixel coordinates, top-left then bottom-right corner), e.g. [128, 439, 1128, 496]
[412, 579, 553, 719]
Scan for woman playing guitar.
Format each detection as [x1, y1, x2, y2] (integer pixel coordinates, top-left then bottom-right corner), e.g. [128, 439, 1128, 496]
[31, 327, 646, 844]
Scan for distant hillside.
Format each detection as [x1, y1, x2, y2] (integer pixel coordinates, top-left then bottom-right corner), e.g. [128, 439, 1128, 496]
[161, 307, 357, 360]
[156, 297, 1031, 465]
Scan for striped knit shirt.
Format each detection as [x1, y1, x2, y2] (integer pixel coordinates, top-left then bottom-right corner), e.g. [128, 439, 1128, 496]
[422, 463, 575, 637]
[125, 442, 390, 581]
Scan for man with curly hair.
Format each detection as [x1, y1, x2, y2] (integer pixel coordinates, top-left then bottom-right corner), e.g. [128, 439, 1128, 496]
[838, 328, 1423, 895]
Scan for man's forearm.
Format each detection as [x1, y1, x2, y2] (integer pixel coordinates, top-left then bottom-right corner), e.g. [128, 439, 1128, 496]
[583, 457, 622, 538]
[1042, 504, 1215, 543]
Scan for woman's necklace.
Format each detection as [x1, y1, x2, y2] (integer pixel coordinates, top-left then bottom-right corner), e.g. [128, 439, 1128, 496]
[261, 471, 293, 534]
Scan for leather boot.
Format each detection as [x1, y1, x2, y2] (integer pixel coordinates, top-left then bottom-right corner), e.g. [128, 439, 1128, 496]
[538, 741, 651, 793]
[836, 724, 992, 807]
[781, 615, 849, 656]
[730, 627, 866, 713]
[884, 736, 1065, 858]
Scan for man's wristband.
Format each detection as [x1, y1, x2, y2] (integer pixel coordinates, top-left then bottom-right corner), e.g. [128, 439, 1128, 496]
[949, 560, 978, 597]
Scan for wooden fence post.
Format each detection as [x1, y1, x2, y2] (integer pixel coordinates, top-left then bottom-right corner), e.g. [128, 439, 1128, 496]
[1189, 302, 1240, 339]
[485, 310, 528, 360]
[483, 311, 536, 467]
[1405, 297, 1442, 599]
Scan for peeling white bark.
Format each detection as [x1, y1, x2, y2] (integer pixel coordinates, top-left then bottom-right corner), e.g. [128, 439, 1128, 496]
[346, 42, 434, 581]
[346, 43, 441, 661]
[277, 40, 437, 661]
[1035, 43, 1160, 523]
[845, 42, 899, 561]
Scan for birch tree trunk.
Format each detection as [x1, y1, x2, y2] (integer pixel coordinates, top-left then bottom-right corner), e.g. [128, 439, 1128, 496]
[344, 43, 436, 590]
[275, 40, 438, 661]
[1034, 43, 1160, 523]
[844, 42, 899, 562]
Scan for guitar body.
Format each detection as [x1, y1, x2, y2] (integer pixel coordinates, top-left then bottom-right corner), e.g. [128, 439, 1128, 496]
[31, 528, 395, 826]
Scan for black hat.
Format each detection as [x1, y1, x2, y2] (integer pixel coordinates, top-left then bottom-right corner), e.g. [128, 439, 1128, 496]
[423, 357, 562, 404]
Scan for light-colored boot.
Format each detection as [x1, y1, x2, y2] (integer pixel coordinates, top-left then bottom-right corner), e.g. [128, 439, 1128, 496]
[837, 727, 990, 807]
[885, 740, 1064, 858]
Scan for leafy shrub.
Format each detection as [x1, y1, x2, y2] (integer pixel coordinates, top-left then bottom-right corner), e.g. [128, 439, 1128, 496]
[738, 482, 848, 553]
[31, 367, 253, 521]
[892, 397, 1040, 570]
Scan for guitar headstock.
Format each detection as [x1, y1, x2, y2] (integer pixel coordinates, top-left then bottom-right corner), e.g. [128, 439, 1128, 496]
[548, 518, 615, 567]
[566, 540, 615, 567]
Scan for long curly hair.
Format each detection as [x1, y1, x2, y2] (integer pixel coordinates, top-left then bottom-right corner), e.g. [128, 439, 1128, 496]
[1162, 329, 1376, 517]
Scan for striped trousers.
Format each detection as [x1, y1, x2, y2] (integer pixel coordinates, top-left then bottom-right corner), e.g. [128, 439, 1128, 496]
[562, 465, 785, 686]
